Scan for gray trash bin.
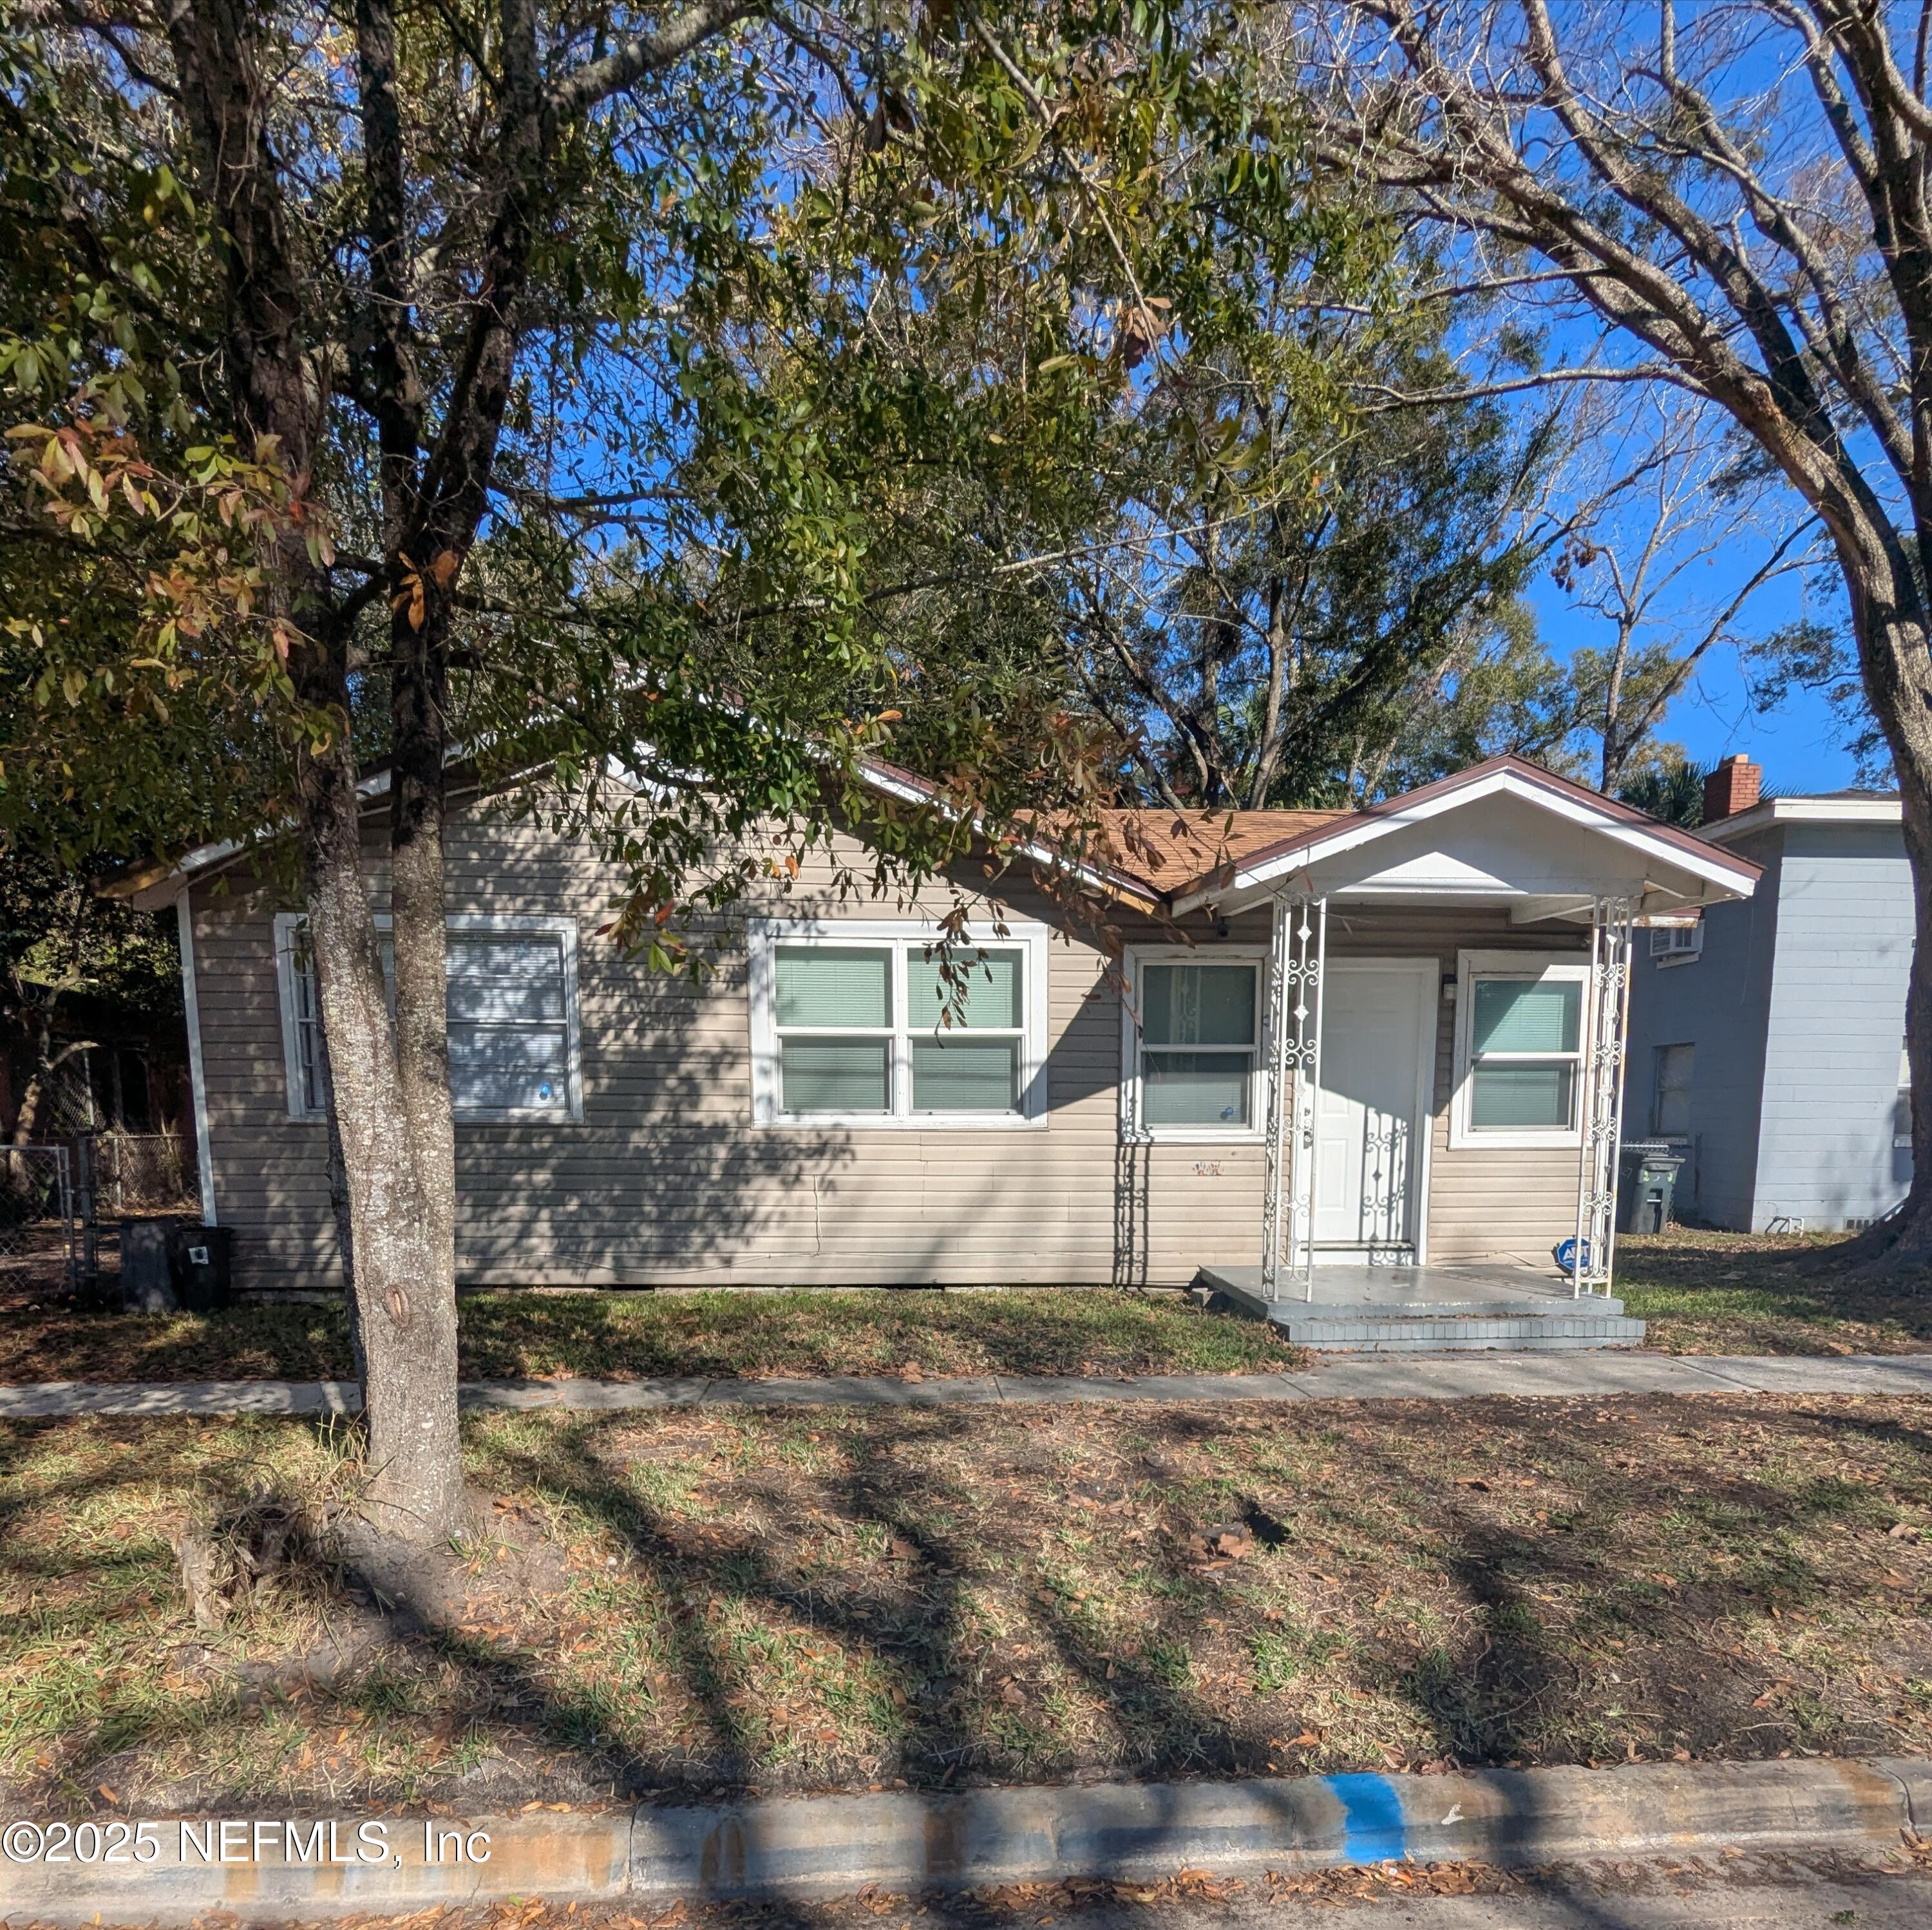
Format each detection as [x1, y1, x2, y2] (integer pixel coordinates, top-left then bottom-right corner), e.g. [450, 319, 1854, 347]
[1617, 1140, 1683, 1235]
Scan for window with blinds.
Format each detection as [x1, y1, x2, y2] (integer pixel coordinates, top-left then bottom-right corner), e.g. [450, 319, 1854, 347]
[753, 925, 1044, 1125]
[446, 934, 573, 1113]
[274, 914, 579, 1121]
[906, 949, 1023, 1114]
[1136, 960, 1258, 1129]
[774, 945, 895, 1115]
[1453, 952, 1592, 1145]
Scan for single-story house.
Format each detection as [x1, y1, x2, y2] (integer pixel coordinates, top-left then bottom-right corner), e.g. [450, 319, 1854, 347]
[125, 755, 1759, 1305]
[1625, 754, 1911, 1233]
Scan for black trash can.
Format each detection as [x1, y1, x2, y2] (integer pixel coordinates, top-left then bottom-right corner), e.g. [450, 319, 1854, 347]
[167, 1224, 234, 1312]
[120, 1218, 182, 1313]
[1616, 1140, 1683, 1235]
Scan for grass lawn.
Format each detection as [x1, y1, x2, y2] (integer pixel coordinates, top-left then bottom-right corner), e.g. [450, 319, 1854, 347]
[1618, 1229, 1932, 1355]
[8, 1392, 1932, 1812]
[10, 1230, 1932, 1388]
[0, 1286, 1298, 1386]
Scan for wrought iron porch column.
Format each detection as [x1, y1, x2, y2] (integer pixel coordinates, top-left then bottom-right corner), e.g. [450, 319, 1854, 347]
[1570, 896, 1634, 1298]
[1260, 892, 1325, 1301]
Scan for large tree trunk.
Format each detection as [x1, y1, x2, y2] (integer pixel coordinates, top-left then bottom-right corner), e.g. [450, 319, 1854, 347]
[298, 744, 466, 1538]
[1898, 775, 1932, 1258]
[1839, 556, 1932, 1264]
[1851, 599, 1932, 1263]
[374, 585, 462, 1534]
[168, 0, 469, 1544]
[161, 0, 757, 1537]
[314, 1015, 365, 1382]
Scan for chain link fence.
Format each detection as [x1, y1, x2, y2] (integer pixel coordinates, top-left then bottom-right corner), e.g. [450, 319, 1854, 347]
[0, 1146, 75, 1294]
[3, 1050, 200, 1294]
[93, 1132, 199, 1215]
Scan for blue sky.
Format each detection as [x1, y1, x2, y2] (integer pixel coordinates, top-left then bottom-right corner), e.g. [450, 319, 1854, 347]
[1526, 572, 1866, 796]
[1654, 639, 1861, 795]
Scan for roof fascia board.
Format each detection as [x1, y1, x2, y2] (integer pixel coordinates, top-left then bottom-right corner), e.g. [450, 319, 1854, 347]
[853, 759, 1167, 910]
[1703, 796, 1902, 842]
[151, 767, 403, 898]
[1171, 767, 1757, 913]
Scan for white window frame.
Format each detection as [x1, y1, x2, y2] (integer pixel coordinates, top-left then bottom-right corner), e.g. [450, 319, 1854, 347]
[272, 913, 329, 1121]
[1119, 945, 1269, 1144]
[1450, 949, 1591, 1150]
[748, 918, 1049, 1129]
[1649, 921, 1704, 967]
[273, 911, 583, 1124]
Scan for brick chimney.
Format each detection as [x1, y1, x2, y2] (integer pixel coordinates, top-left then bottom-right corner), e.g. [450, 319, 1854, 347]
[1701, 753, 1762, 824]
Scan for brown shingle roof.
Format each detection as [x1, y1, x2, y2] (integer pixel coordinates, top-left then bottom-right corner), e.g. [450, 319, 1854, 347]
[1080, 806, 1351, 895]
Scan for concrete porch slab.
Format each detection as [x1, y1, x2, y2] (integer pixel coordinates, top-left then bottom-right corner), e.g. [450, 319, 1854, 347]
[1199, 1262, 1625, 1319]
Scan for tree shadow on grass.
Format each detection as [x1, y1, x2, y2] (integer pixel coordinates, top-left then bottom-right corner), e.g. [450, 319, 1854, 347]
[2, 1404, 1250, 1812]
[1315, 1397, 1932, 1772]
[1618, 1231, 1932, 1352]
[0, 1302, 355, 1384]
[464, 1404, 1258, 1796]
[12, 1388, 1932, 1890]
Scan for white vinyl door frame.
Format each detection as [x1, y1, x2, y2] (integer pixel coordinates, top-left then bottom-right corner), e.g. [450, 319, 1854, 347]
[1315, 957, 1437, 1266]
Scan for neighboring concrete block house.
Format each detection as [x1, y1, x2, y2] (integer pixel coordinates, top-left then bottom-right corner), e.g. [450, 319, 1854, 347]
[1625, 755, 1912, 1232]
[126, 756, 1757, 1298]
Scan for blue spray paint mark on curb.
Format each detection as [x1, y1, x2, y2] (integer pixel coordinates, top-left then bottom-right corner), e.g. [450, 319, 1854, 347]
[1323, 1774, 1406, 1863]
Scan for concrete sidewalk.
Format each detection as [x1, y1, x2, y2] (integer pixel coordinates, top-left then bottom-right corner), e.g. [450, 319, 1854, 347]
[3, 1349, 1932, 1416]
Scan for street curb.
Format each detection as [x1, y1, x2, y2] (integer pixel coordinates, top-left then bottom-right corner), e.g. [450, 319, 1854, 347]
[0, 1757, 1921, 1924]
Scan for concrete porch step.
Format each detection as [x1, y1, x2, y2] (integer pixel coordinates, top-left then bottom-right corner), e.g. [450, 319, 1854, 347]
[1265, 1312, 1648, 1353]
[1261, 1294, 1627, 1318]
[1195, 1264, 1642, 1352]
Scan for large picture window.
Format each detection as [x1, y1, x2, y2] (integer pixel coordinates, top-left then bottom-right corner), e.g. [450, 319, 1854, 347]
[750, 921, 1047, 1127]
[274, 913, 581, 1122]
[1451, 951, 1590, 1148]
[1122, 949, 1264, 1139]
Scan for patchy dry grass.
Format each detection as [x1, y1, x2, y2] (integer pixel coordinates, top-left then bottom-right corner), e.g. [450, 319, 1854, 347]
[0, 1300, 355, 1384]
[454, 1289, 1299, 1381]
[8, 1393, 1932, 1813]
[1618, 1230, 1932, 1355]
[19, 1228, 1932, 1389]
[14, 1231, 1932, 1389]
[0, 1287, 1298, 1386]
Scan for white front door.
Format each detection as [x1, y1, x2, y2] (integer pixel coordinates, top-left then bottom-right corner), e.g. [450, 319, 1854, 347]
[1313, 963, 1432, 1256]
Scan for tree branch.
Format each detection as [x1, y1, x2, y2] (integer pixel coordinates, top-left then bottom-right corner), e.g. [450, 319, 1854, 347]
[547, 0, 763, 119]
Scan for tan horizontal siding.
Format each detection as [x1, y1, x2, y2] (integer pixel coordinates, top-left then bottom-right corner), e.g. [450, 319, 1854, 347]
[1307, 904, 1588, 1265]
[190, 805, 1589, 1289]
